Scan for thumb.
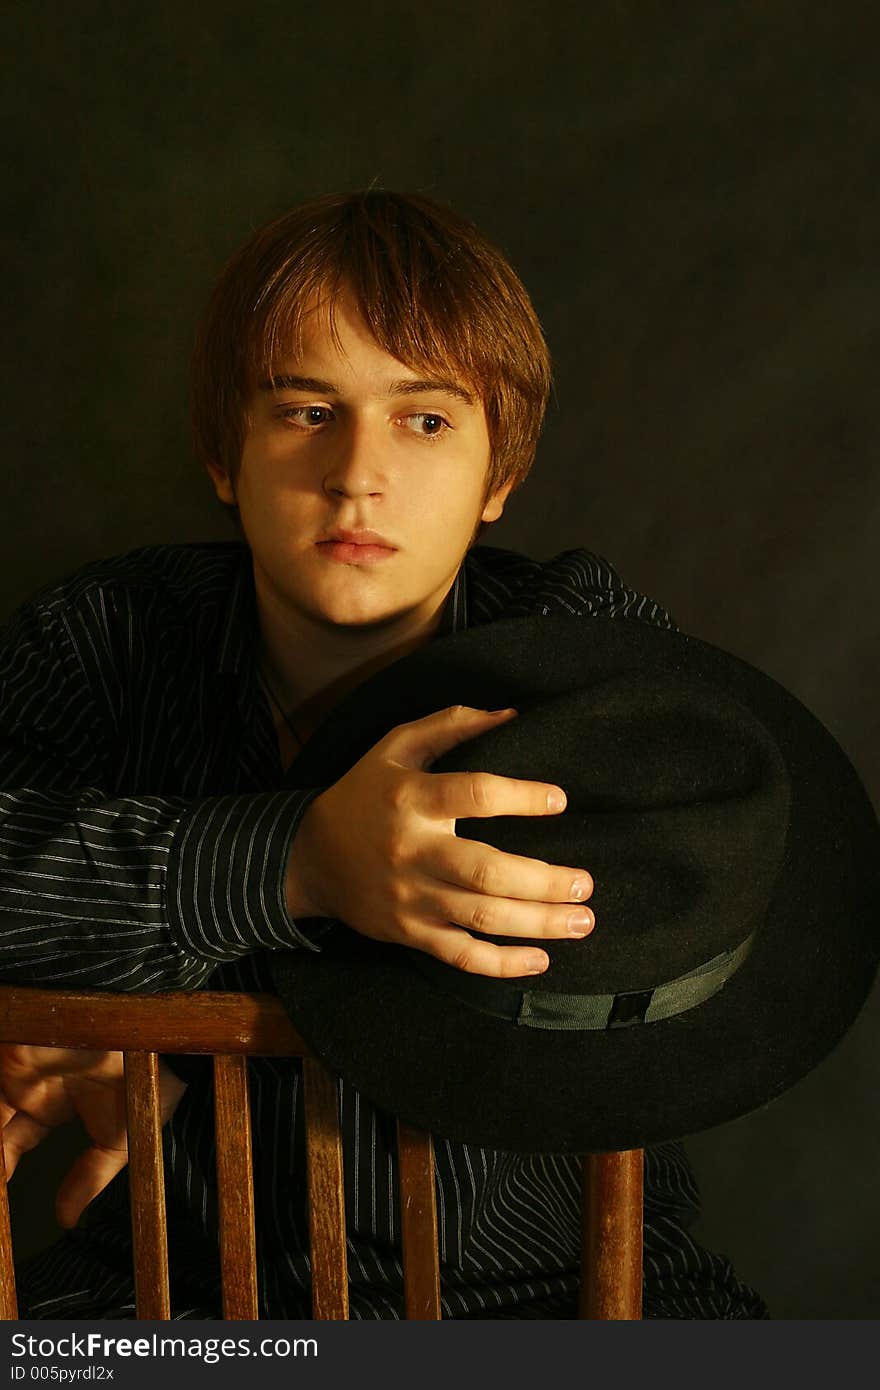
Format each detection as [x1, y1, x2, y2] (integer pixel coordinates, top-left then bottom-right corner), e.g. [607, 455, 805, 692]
[387, 705, 518, 771]
[1, 1112, 51, 1180]
[55, 1145, 129, 1230]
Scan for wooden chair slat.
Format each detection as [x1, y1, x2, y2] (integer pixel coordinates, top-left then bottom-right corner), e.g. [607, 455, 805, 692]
[302, 1055, 349, 1320]
[0, 989, 305, 1056]
[580, 1149, 643, 1319]
[396, 1121, 441, 1320]
[0, 1158, 18, 1320]
[124, 1051, 171, 1320]
[213, 1055, 259, 1319]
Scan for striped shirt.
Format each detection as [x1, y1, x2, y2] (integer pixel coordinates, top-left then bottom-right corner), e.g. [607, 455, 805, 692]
[0, 540, 767, 1319]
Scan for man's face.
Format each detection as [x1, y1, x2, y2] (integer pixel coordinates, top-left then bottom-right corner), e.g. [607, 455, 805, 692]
[207, 288, 511, 635]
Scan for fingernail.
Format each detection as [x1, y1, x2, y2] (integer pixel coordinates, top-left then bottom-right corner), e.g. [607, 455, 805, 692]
[567, 909, 594, 936]
[488, 707, 517, 716]
[547, 789, 566, 812]
[525, 952, 549, 973]
[570, 877, 591, 900]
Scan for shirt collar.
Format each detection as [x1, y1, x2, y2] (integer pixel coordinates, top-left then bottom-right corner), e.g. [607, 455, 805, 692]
[214, 545, 256, 678]
[435, 559, 469, 637]
[214, 545, 470, 680]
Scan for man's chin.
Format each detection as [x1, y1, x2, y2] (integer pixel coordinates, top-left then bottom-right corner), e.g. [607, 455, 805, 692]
[303, 588, 426, 634]
[313, 605, 421, 634]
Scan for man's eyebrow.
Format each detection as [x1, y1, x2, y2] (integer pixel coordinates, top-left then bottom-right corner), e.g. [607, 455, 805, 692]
[259, 373, 476, 405]
[383, 377, 476, 405]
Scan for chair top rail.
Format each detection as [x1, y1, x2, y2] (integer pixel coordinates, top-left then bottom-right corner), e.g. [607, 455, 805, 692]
[0, 986, 308, 1056]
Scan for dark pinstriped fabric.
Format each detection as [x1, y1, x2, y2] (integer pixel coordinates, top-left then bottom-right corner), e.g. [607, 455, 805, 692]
[0, 541, 768, 1319]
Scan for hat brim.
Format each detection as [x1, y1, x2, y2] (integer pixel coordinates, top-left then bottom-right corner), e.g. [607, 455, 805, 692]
[271, 617, 880, 1153]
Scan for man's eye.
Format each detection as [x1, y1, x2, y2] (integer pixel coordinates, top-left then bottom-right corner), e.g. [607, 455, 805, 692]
[402, 413, 450, 439]
[280, 406, 333, 428]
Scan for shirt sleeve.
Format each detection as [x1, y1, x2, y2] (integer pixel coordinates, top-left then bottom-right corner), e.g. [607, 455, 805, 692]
[0, 596, 324, 992]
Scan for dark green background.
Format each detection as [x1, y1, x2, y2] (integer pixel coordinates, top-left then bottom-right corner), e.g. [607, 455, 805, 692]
[2, 1, 878, 1317]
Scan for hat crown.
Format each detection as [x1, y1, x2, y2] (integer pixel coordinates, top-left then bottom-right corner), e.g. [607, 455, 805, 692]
[434, 673, 790, 999]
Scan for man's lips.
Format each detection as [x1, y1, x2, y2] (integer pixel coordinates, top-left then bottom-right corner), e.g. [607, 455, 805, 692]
[315, 531, 398, 564]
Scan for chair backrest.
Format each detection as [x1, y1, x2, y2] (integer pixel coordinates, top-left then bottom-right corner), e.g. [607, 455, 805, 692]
[0, 986, 643, 1320]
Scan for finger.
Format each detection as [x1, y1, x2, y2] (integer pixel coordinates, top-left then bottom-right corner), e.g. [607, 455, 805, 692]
[407, 921, 550, 978]
[1, 1112, 52, 1178]
[0, 1087, 17, 1128]
[417, 768, 568, 821]
[425, 887, 594, 940]
[55, 1145, 129, 1230]
[385, 705, 520, 771]
[0, 1075, 75, 1130]
[423, 840, 593, 904]
[1, 1046, 120, 1079]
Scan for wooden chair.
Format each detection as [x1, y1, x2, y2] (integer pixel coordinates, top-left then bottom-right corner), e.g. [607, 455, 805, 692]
[0, 986, 643, 1321]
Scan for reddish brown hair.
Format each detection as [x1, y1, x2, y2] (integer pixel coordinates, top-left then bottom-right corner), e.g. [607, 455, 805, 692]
[190, 190, 552, 508]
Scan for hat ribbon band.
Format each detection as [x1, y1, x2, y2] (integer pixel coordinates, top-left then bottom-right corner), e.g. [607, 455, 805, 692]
[518, 933, 755, 1030]
[409, 933, 755, 1031]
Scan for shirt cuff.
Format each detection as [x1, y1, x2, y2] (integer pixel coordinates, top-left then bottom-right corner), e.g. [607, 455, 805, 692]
[166, 787, 327, 961]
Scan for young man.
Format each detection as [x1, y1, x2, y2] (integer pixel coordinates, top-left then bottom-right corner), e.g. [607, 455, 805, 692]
[0, 190, 766, 1318]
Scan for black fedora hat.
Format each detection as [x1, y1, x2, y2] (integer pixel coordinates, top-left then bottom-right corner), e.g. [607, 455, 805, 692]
[270, 615, 880, 1153]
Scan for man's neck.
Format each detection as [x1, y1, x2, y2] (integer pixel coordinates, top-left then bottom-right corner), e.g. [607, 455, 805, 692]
[254, 574, 453, 737]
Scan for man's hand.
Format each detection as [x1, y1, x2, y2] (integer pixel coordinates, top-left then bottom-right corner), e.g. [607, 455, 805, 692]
[0, 1044, 187, 1227]
[286, 704, 595, 978]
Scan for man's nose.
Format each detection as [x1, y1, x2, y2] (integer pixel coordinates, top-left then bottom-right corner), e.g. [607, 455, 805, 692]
[322, 419, 387, 498]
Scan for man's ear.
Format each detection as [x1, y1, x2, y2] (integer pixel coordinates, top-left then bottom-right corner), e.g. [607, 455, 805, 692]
[481, 480, 514, 524]
[205, 460, 237, 507]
